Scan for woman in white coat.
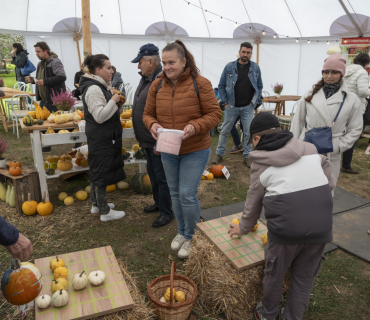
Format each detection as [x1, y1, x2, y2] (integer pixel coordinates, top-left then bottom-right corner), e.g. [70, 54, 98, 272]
[291, 53, 363, 186]
[341, 53, 370, 174]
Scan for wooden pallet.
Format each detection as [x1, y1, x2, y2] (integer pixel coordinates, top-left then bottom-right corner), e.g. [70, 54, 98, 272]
[197, 213, 268, 271]
[34, 246, 134, 320]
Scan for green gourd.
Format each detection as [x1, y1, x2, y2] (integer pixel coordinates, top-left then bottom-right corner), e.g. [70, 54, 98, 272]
[0, 182, 6, 201]
[7, 179, 12, 188]
[9, 186, 15, 208]
[6, 185, 11, 204]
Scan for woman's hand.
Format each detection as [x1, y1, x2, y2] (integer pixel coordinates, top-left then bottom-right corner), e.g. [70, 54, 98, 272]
[150, 123, 163, 140]
[183, 124, 195, 140]
[111, 94, 121, 104]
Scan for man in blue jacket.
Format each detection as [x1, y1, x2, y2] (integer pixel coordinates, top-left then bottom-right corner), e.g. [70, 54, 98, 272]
[212, 42, 263, 167]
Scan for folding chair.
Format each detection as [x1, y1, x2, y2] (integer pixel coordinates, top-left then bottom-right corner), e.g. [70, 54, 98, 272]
[8, 94, 33, 138]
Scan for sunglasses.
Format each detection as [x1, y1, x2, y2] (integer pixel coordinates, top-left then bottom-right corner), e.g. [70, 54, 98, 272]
[322, 70, 341, 75]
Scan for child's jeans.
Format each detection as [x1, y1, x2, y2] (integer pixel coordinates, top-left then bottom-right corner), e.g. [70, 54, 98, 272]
[262, 239, 325, 320]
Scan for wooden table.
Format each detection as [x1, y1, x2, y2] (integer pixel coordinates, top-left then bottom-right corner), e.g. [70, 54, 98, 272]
[262, 95, 301, 116]
[0, 87, 36, 132]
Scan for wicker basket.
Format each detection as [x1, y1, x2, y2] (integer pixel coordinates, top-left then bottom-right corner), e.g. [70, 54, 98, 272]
[147, 261, 198, 320]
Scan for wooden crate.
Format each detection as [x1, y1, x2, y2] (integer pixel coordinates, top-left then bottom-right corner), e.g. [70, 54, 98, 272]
[34, 246, 134, 320]
[0, 166, 42, 212]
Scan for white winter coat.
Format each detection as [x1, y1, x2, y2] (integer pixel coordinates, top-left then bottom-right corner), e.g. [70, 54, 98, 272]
[343, 64, 370, 114]
[290, 82, 363, 185]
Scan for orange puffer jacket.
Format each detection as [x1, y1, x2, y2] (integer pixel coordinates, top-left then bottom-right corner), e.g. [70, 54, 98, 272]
[143, 68, 222, 155]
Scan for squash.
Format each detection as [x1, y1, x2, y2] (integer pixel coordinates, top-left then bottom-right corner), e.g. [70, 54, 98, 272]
[9, 161, 22, 168]
[81, 158, 88, 167]
[134, 149, 145, 159]
[88, 270, 105, 286]
[76, 151, 84, 159]
[57, 159, 73, 171]
[6, 185, 11, 204]
[106, 185, 116, 193]
[47, 114, 55, 122]
[34, 101, 46, 120]
[44, 161, 49, 170]
[175, 290, 185, 302]
[120, 112, 131, 119]
[75, 156, 85, 166]
[23, 115, 34, 126]
[121, 121, 127, 129]
[60, 154, 72, 161]
[207, 173, 214, 180]
[72, 271, 88, 291]
[132, 173, 152, 195]
[164, 288, 176, 302]
[22, 193, 38, 215]
[123, 152, 130, 160]
[54, 115, 65, 124]
[37, 192, 53, 216]
[45, 168, 55, 175]
[53, 110, 62, 116]
[58, 129, 69, 133]
[64, 196, 74, 206]
[35, 295, 51, 309]
[78, 112, 84, 119]
[36, 119, 44, 125]
[9, 186, 15, 208]
[210, 165, 224, 178]
[132, 144, 140, 152]
[0, 182, 6, 201]
[72, 128, 79, 132]
[121, 148, 127, 155]
[51, 278, 69, 294]
[74, 115, 81, 121]
[231, 218, 239, 225]
[53, 267, 68, 280]
[50, 256, 65, 271]
[67, 113, 74, 121]
[159, 296, 167, 303]
[76, 190, 88, 201]
[61, 114, 69, 123]
[117, 181, 129, 190]
[1, 259, 42, 305]
[52, 289, 69, 308]
[27, 111, 36, 119]
[9, 166, 22, 176]
[45, 127, 55, 134]
[201, 175, 206, 180]
[50, 162, 57, 170]
[42, 107, 51, 119]
[253, 223, 258, 231]
[46, 155, 59, 163]
[85, 186, 91, 194]
[126, 120, 133, 128]
[58, 192, 68, 201]
[261, 234, 268, 246]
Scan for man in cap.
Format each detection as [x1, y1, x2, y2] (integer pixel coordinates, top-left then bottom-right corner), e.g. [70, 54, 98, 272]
[131, 44, 174, 228]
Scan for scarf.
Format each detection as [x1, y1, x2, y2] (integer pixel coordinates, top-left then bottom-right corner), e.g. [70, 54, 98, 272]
[254, 130, 294, 151]
[323, 81, 341, 99]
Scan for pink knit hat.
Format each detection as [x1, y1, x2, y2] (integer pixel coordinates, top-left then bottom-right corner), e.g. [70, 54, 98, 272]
[322, 53, 346, 76]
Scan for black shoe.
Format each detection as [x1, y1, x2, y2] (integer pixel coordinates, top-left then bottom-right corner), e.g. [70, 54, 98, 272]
[152, 215, 174, 228]
[144, 205, 159, 213]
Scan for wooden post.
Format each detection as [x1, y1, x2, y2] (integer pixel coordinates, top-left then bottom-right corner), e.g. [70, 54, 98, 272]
[76, 41, 82, 69]
[257, 43, 260, 64]
[81, 0, 92, 58]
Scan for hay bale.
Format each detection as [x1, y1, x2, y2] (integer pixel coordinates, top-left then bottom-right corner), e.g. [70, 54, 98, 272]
[185, 231, 290, 320]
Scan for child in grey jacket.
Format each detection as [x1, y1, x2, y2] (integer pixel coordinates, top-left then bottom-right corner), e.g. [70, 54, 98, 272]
[229, 112, 335, 320]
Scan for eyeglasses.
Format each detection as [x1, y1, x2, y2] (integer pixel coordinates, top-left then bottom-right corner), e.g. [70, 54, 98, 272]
[322, 70, 341, 75]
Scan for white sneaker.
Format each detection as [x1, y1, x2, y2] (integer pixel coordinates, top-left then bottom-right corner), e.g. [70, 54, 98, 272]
[178, 240, 192, 259]
[171, 234, 186, 251]
[91, 203, 115, 214]
[100, 208, 125, 222]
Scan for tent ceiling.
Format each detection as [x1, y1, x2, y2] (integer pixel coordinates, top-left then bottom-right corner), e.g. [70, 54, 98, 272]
[330, 14, 370, 37]
[1, 0, 369, 39]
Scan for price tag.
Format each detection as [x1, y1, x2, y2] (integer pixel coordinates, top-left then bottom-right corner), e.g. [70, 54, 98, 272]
[222, 166, 230, 179]
[203, 170, 209, 176]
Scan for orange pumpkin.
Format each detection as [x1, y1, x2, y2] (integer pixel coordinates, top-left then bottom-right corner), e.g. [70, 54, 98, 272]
[37, 192, 53, 216]
[75, 157, 85, 166]
[9, 166, 22, 176]
[210, 165, 224, 178]
[9, 161, 22, 168]
[78, 112, 84, 119]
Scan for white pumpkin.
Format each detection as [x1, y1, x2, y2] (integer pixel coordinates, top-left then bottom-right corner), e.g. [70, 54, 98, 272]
[67, 113, 75, 121]
[72, 271, 88, 290]
[117, 181, 129, 190]
[36, 295, 51, 309]
[47, 114, 56, 122]
[88, 270, 106, 286]
[51, 289, 69, 307]
[159, 296, 167, 303]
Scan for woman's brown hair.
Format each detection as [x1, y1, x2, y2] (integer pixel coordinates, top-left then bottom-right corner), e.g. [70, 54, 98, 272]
[162, 39, 200, 77]
[83, 54, 109, 74]
[305, 76, 342, 102]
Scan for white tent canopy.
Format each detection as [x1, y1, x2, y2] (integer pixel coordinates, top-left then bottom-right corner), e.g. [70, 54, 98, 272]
[1, 0, 369, 113]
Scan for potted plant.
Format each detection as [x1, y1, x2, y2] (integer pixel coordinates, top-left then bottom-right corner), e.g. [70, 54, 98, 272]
[50, 89, 76, 113]
[272, 83, 284, 98]
[0, 135, 9, 168]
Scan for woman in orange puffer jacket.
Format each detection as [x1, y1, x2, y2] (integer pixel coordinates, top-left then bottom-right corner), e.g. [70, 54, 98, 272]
[143, 40, 222, 259]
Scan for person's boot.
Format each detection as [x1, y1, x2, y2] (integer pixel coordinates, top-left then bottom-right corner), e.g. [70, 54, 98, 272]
[243, 157, 252, 168]
[152, 215, 174, 228]
[144, 204, 159, 213]
[340, 167, 360, 174]
[211, 154, 222, 164]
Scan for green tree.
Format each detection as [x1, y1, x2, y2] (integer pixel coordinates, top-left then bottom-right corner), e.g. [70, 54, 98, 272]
[0, 33, 25, 59]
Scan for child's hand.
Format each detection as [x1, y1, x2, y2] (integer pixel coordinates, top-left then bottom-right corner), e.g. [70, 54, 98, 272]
[228, 224, 242, 238]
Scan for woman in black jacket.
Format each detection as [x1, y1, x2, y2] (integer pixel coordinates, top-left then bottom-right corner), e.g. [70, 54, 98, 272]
[7, 43, 29, 84]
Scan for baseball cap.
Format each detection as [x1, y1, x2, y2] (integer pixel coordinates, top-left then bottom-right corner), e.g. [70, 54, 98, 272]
[248, 112, 281, 144]
[131, 43, 159, 63]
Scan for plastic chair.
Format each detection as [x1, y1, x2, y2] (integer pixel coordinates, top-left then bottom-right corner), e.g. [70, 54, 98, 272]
[257, 91, 275, 114]
[6, 83, 30, 120]
[8, 94, 33, 138]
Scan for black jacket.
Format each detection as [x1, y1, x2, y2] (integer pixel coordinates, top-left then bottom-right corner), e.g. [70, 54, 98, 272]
[11, 51, 29, 82]
[0, 216, 19, 246]
[132, 64, 162, 148]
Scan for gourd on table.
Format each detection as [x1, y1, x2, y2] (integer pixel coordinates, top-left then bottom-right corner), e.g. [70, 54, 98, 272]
[88, 270, 105, 286]
[50, 256, 65, 271]
[9, 161, 22, 168]
[51, 278, 69, 293]
[51, 289, 69, 307]
[9, 166, 22, 176]
[72, 271, 88, 290]
[57, 159, 73, 171]
[36, 295, 51, 309]
[53, 266, 68, 280]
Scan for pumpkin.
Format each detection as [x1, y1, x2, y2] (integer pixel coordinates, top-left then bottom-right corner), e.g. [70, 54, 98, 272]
[9, 160, 22, 168]
[9, 186, 15, 208]
[106, 185, 116, 193]
[0, 182, 6, 201]
[85, 186, 91, 194]
[60, 154, 72, 161]
[74, 115, 81, 121]
[22, 193, 38, 215]
[164, 288, 176, 302]
[27, 111, 37, 119]
[67, 113, 74, 121]
[64, 196, 74, 206]
[117, 181, 129, 190]
[76, 190, 88, 201]
[53, 267, 68, 280]
[57, 159, 73, 171]
[207, 173, 214, 180]
[58, 192, 68, 201]
[50, 256, 65, 271]
[261, 234, 268, 246]
[175, 290, 186, 302]
[54, 115, 65, 124]
[120, 112, 131, 119]
[47, 114, 55, 122]
[126, 120, 133, 128]
[36, 119, 44, 125]
[36, 295, 51, 309]
[45, 126, 55, 134]
[23, 115, 34, 126]
[45, 168, 55, 175]
[253, 223, 258, 231]
[72, 128, 79, 132]
[121, 148, 127, 155]
[88, 270, 105, 286]
[1, 259, 42, 305]
[231, 218, 239, 225]
[52, 289, 69, 308]
[46, 155, 59, 163]
[44, 161, 49, 170]
[121, 121, 127, 129]
[78, 112, 84, 119]
[201, 175, 206, 180]
[81, 158, 88, 167]
[210, 165, 224, 178]
[37, 192, 53, 216]
[159, 296, 167, 303]
[42, 107, 51, 119]
[85, 151, 88, 157]
[58, 129, 69, 133]
[132, 144, 140, 152]
[76, 151, 84, 159]
[61, 114, 69, 122]
[32, 118, 38, 124]
[132, 173, 152, 195]
[72, 271, 88, 290]
[51, 278, 69, 293]
[75, 157, 85, 166]
[9, 166, 22, 176]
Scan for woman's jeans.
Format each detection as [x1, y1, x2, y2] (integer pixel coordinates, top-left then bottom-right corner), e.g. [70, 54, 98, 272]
[161, 147, 211, 240]
[90, 183, 110, 215]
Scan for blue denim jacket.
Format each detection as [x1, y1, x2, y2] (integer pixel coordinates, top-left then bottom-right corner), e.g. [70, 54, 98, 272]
[218, 59, 263, 108]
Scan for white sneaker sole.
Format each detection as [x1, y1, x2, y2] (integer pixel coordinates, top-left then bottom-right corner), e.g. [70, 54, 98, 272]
[178, 249, 189, 259]
[100, 211, 125, 222]
[91, 203, 115, 214]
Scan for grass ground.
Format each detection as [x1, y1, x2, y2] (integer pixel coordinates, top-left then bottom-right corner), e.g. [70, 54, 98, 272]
[0, 78, 369, 318]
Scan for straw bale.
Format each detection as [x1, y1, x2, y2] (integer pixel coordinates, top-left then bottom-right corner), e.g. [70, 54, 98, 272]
[184, 231, 290, 320]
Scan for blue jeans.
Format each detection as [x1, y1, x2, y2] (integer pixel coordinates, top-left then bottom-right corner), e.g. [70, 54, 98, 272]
[145, 148, 173, 218]
[161, 147, 211, 240]
[216, 105, 254, 158]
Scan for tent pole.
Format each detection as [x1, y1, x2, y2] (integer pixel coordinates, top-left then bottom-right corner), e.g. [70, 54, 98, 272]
[337, 0, 363, 36]
[76, 41, 82, 69]
[257, 43, 259, 64]
[81, 0, 92, 57]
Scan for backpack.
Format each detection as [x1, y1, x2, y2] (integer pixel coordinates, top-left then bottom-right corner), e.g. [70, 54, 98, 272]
[156, 77, 199, 99]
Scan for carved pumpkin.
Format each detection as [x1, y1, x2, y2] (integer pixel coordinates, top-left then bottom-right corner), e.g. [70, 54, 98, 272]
[9, 166, 22, 176]
[210, 165, 224, 178]
[132, 173, 152, 195]
[37, 192, 53, 216]
[9, 161, 22, 168]
[22, 193, 38, 216]
[1, 259, 42, 305]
